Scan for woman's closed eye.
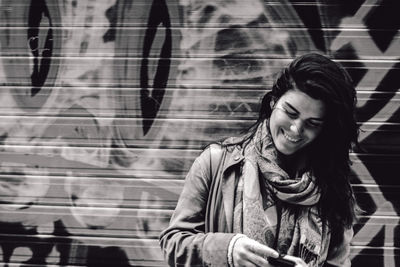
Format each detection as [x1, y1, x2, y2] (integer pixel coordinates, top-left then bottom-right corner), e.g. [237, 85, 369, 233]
[283, 108, 298, 119]
[306, 120, 323, 128]
[282, 106, 323, 129]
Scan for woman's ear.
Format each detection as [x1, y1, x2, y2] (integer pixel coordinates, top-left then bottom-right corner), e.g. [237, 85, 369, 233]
[270, 99, 275, 109]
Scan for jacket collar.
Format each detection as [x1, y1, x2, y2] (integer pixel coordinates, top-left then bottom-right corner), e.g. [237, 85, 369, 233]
[222, 144, 244, 173]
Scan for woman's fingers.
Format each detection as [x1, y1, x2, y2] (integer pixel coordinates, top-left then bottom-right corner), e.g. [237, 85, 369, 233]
[232, 236, 309, 267]
[248, 239, 279, 259]
[233, 236, 279, 267]
[282, 254, 308, 267]
[247, 251, 272, 266]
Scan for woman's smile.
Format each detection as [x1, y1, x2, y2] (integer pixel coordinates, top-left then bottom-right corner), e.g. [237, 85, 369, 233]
[281, 128, 301, 143]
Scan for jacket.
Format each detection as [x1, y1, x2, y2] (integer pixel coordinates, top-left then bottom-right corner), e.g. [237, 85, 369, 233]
[159, 143, 353, 266]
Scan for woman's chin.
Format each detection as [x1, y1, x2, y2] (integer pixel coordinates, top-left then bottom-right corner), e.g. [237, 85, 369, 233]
[276, 141, 308, 156]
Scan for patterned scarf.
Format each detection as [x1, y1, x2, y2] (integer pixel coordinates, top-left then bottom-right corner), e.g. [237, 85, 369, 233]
[233, 120, 331, 266]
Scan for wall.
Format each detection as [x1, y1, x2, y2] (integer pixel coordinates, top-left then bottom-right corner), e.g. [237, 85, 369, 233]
[0, 0, 398, 266]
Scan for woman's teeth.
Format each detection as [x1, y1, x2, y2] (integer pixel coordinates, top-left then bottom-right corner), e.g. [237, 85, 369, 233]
[283, 130, 300, 143]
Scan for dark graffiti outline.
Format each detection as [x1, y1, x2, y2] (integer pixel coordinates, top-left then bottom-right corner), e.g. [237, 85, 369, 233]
[140, 0, 172, 135]
[27, 0, 53, 97]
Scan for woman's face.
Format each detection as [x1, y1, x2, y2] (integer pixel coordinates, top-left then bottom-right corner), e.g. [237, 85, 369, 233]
[269, 88, 326, 155]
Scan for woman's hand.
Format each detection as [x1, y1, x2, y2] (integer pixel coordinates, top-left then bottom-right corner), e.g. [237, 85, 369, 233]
[232, 236, 279, 267]
[281, 254, 308, 267]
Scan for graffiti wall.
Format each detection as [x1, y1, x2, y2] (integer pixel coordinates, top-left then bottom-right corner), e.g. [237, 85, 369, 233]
[0, 0, 398, 266]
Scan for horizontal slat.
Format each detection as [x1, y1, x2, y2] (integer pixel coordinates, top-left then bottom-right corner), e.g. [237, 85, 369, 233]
[0, 175, 182, 210]
[0, 1, 392, 28]
[351, 246, 400, 267]
[350, 153, 400, 186]
[0, 147, 200, 183]
[0, 206, 172, 238]
[1, 150, 398, 185]
[353, 185, 400, 215]
[0, 245, 398, 267]
[0, 172, 398, 213]
[0, 216, 399, 249]
[0, 199, 398, 243]
[0, 235, 165, 266]
[1, 147, 400, 180]
[358, 123, 400, 153]
[0, 58, 398, 88]
[0, 263, 166, 267]
[0, 210, 398, 245]
[0, 191, 397, 218]
[0, 28, 398, 59]
[0, 117, 399, 153]
[0, 89, 398, 122]
[356, 91, 400, 122]
[0, 160, 398, 215]
[0, 203, 398, 239]
[0, 233, 398, 266]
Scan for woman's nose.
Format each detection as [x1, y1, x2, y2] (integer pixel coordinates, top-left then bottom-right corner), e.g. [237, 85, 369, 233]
[290, 124, 298, 133]
[290, 120, 304, 134]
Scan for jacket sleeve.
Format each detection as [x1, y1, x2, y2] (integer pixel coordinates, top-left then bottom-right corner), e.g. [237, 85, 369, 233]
[159, 147, 235, 267]
[325, 227, 353, 267]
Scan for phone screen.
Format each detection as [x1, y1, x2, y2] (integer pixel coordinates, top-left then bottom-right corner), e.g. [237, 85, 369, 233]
[267, 255, 297, 266]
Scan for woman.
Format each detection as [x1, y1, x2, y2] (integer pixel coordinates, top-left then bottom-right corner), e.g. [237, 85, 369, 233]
[159, 53, 359, 267]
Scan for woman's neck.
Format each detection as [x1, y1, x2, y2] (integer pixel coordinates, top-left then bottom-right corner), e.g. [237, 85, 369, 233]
[276, 150, 308, 178]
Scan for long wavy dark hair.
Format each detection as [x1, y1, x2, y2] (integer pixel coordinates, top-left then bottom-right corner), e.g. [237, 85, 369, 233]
[239, 53, 359, 243]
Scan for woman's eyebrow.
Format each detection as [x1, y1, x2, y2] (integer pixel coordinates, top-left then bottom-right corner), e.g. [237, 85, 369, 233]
[284, 102, 299, 113]
[284, 101, 324, 121]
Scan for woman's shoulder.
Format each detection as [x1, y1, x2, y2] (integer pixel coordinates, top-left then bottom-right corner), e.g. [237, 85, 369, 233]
[221, 136, 246, 147]
[199, 137, 244, 168]
[201, 136, 245, 159]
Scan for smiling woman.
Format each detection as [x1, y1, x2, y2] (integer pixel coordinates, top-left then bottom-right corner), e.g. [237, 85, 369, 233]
[159, 53, 360, 267]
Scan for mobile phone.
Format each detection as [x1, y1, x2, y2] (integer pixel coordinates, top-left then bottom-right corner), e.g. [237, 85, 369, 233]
[267, 254, 297, 266]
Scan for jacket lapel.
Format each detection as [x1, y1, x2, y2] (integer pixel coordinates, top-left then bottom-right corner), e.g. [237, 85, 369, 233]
[221, 146, 244, 232]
